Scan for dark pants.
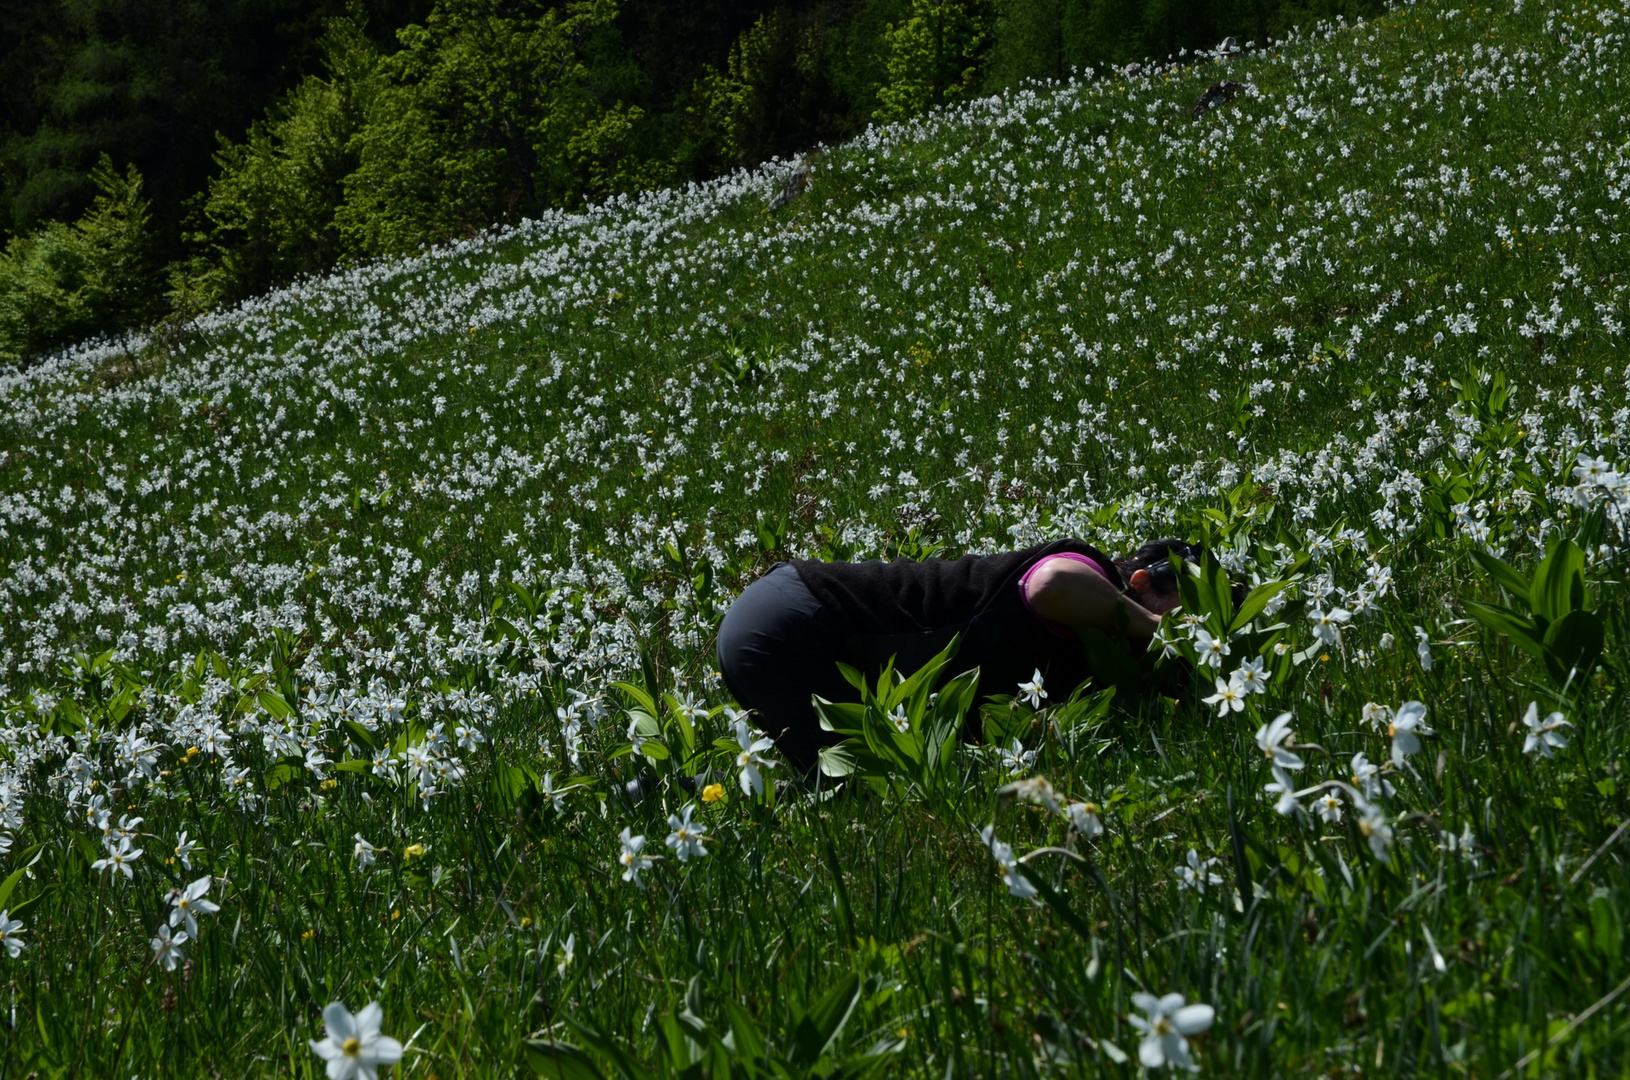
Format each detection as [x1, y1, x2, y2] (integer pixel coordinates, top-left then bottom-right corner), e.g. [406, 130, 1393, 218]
[716, 564, 963, 772]
[716, 564, 853, 772]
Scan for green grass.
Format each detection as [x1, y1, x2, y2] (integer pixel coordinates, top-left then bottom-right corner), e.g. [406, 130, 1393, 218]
[0, 0, 1628, 1074]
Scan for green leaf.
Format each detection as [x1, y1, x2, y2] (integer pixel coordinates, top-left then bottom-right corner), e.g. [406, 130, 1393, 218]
[611, 681, 658, 716]
[256, 689, 294, 720]
[813, 698, 866, 737]
[720, 998, 768, 1060]
[0, 866, 26, 911]
[1530, 538, 1586, 623]
[787, 972, 862, 1069]
[817, 742, 858, 777]
[1543, 609, 1604, 685]
[564, 1020, 658, 1080]
[523, 1040, 605, 1080]
[1469, 549, 1530, 599]
[264, 761, 302, 790]
[1463, 601, 1547, 659]
[1230, 579, 1292, 632]
[344, 720, 378, 752]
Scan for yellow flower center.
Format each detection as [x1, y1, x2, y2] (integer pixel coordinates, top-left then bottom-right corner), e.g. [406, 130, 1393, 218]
[1386, 723, 1397, 737]
[342, 1037, 362, 1057]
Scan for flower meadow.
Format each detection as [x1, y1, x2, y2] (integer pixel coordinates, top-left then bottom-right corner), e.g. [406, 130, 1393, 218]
[2, 0, 1630, 1073]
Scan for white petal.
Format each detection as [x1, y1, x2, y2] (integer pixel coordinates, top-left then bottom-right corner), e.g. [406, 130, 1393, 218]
[1172, 1003, 1215, 1034]
[361, 1035, 403, 1065]
[1161, 1032, 1196, 1070]
[1131, 992, 1161, 1015]
[1395, 701, 1427, 727]
[1138, 1035, 1166, 1068]
[354, 1001, 384, 1038]
[322, 1001, 358, 1042]
[1157, 992, 1186, 1014]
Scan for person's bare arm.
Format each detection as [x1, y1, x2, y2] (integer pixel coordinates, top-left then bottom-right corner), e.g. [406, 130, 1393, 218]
[1025, 559, 1164, 639]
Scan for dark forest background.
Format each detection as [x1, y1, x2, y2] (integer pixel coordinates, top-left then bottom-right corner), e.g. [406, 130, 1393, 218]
[0, 0, 1381, 366]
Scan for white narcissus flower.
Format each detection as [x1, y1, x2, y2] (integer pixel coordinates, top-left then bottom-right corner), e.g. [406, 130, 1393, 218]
[1315, 791, 1343, 824]
[665, 803, 708, 862]
[617, 828, 652, 886]
[1255, 712, 1303, 770]
[1521, 702, 1572, 758]
[1017, 669, 1047, 708]
[1263, 766, 1300, 816]
[1309, 607, 1351, 647]
[978, 825, 1038, 900]
[1354, 795, 1393, 863]
[1233, 656, 1270, 695]
[0, 910, 23, 958]
[1360, 702, 1392, 732]
[996, 738, 1036, 775]
[167, 876, 221, 938]
[1388, 701, 1433, 766]
[354, 835, 380, 869]
[732, 719, 777, 797]
[151, 925, 188, 972]
[1065, 800, 1104, 839]
[309, 1001, 405, 1080]
[1174, 850, 1223, 894]
[999, 776, 1061, 815]
[1192, 629, 1230, 669]
[1414, 626, 1433, 671]
[173, 831, 198, 871]
[1129, 991, 1215, 1071]
[1350, 752, 1395, 801]
[1202, 675, 1246, 716]
[92, 837, 142, 880]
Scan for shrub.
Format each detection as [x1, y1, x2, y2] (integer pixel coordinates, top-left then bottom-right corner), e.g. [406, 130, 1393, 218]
[0, 155, 156, 367]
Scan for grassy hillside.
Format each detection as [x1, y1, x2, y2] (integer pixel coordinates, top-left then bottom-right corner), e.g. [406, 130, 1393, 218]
[1, 0, 1628, 1074]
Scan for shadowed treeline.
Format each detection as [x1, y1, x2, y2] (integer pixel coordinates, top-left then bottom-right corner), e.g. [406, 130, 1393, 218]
[0, 0, 1378, 366]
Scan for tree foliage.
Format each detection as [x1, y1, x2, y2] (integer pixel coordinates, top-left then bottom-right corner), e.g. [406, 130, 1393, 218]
[0, 155, 155, 365]
[0, 0, 1389, 365]
[336, 0, 658, 257]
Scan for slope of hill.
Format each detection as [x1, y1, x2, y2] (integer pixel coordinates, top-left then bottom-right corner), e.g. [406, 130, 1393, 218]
[0, 0, 1627, 1074]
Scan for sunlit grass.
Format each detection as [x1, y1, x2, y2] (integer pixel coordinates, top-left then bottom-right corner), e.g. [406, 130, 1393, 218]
[0, 0, 1628, 1074]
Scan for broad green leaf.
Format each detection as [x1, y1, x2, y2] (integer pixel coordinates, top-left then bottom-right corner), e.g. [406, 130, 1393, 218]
[720, 998, 768, 1060]
[523, 1040, 605, 1080]
[817, 742, 858, 777]
[264, 761, 302, 790]
[1230, 579, 1292, 632]
[256, 689, 294, 719]
[788, 972, 862, 1069]
[1015, 863, 1098, 944]
[344, 720, 378, 751]
[1530, 538, 1586, 623]
[610, 681, 657, 715]
[1543, 609, 1604, 685]
[0, 866, 26, 910]
[1469, 549, 1531, 599]
[1463, 601, 1547, 659]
